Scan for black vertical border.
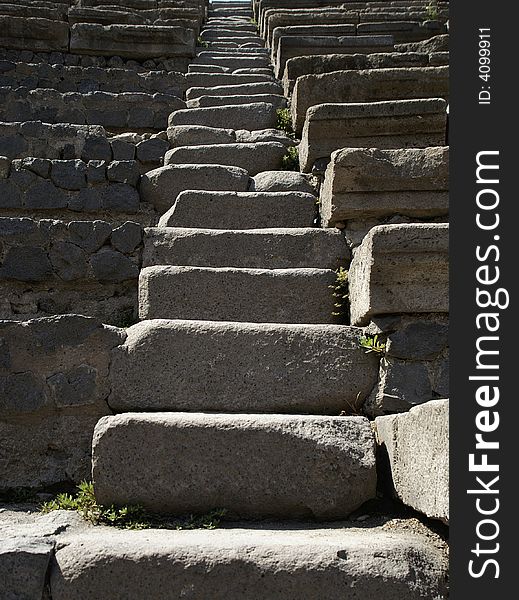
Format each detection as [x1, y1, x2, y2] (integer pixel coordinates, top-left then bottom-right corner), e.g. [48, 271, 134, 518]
[450, 1, 518, 597]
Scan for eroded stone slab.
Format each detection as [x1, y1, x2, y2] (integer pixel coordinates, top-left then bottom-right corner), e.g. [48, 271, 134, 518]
[376, 399, 449, 523]
[93, 413, 376, 518]
[349, 223, 449, 325]
[108, 320, 378, 413]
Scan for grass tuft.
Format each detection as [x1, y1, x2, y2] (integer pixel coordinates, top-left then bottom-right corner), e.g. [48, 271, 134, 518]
[41, 481, 226, 531]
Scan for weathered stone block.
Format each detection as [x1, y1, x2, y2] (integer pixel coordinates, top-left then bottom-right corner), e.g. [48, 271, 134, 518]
[292, 66, 449, 133]
[143, 227, 348, 270]
[140, 164, 251, 214]
[186, 81, 282, 101]
[139, 266, 337, 323]
[0, 538, 53, 600]
[282, 51, 431, 95]
[250, 171, 315, 194]
[167, 124, 236, 148]
[70, 23, 196, 60]
[164, 142, 286, 175]
[187, 94, 287, 111]
[299, 98, 448, 172]
[158, 190, 316, 229]
[349, 223, 449, 325]
[376, 399, 449, 523]
[108, 320, 378, 413]
[50, 525, 448, 600]
[275, 34, 395, 78]
[0, 16, 69, 52]
[320, 146, 449, 226]
[93, 413, 376, 519]
[168, 102, 278, 131]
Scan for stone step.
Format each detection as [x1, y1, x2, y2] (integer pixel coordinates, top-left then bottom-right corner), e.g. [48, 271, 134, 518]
[292, 66, 449, 133]
[93, 413, 376, 518]
[201, 28, 259, 38]
[233, 67, 274, 76]
[164, 141, 286, 174]
[140, 164, 251, 214]
[299, 98, 448, 172]
[108, 320, 378, 413]
[48, 523, 449, 599]
[188, 64, 231, 73]
[194, 54, 270, 70]
[376, 398, 449, 524]
[282, 51, 433, 95]
[158, 191, 316, 229]
[142, 227, 349, 269]
[275, 35, 395, 78]
[139, 266, 337, 323]
[349, 223, 449, 326]
[320, 146, 449, 226]
[186, 81, 282, 101]
[204, 36, 261, 46]
[168, 102, 278, 131]
[187, 93, 286, 110]
[185, 72, 275, 89]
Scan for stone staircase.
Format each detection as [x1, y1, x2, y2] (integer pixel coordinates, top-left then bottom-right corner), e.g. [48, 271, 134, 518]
[1, 0, 450, 597]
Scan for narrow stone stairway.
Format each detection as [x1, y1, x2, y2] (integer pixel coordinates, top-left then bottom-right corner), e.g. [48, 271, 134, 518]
[71, 2, 449, 598]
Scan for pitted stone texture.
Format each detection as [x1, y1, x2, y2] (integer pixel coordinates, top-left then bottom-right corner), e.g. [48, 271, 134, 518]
[158, 191, 316, 229]
[185, 73, 276, 91]
[164, 142, 286, 175]
[0, 537, 53, 600]
[321, 146, 449, 226]
[167, 125, 236, 148]
[349, 223, 449, 325]
[275, 35, 395, 78]
[70, 23, 196, 60]
[143, 228, 349, 270]
[250, 171, 315, 195]
[292, 66, 449, 133]
[282, 51, 432, 95]
[50, 524, 449, 600]
[186, 81, 282, 101]
[139, 266, 337, 323]
[168, 103, 278, 131]
[140, 164, 251, 214]
[299, 98, 447, 172]
[93, 413, 376, 519]
[0, 16, 69, 52]
[376, 399, 449, 524]
[108, 320, 378, 413]
[187, 94, 286, 110]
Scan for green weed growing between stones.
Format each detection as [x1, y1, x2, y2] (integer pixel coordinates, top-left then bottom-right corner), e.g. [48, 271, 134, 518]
[330, 267, 349, 323]
[426, 1, 439, 20]
[41, 481, 226, 530]
[359, 334, 387, 354]
[276, 108, 295, 138]
[281, 146, 299, 171]
[197, 36, 209, 48]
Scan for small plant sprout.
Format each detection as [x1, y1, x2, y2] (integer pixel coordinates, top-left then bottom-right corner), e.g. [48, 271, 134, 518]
[281, 146, 299, 171]
[359, 334, 386, 354]
[276, 108, 295, 137]
[41, 481, 226, 531]
[330, 267, 349, 322]
[426, 1, 439, 20]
